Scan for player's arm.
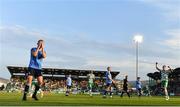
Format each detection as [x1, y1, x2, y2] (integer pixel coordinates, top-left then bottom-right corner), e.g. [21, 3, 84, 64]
[108, 74, 115, 83]
[167, 66, 173, 72]
[41, 43, 46, 58]
[155, 62, 161, 72]
[32, 44, 41, 57]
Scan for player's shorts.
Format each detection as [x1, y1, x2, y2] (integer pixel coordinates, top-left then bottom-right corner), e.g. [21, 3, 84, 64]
[26, 67, 42, 78]
[106, 83, 112, 87]
[161, 80, 168, 88]
[137, 88, 141, 92]
[123, 86, 128, 91]
[67, 85, 72, 89]
[88, 82, 93, 89]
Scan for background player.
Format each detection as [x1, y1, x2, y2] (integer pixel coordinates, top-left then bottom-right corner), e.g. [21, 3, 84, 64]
[103, 67, 115, 98]
[87, 71, 95, 96]
[156, 62, 173, 100]
[65, 74, 72, 96]
[23, 39, 46, 101]
[136, 77, 142, 97]
[121, 75, 130, 98]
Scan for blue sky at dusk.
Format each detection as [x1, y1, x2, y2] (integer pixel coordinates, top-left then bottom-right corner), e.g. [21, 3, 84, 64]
[0, 0, 180, 80]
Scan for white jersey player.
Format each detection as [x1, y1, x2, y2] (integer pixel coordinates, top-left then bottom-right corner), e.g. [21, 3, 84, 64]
[87, 71, 95, 96]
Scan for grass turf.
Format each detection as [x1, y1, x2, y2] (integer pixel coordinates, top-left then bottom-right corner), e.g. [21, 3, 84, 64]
[0, 92, 180, 106]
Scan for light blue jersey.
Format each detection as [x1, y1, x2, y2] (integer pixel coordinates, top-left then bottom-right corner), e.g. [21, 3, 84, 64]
[66, 77, 72, 86]
[136, 80, 142, 89]
[29, 48, 44, 69]
[105, 71, 112, 84]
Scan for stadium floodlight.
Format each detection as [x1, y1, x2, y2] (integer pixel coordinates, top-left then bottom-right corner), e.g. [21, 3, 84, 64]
[133, 34, 143, 80]
[134, 34, 143, 43]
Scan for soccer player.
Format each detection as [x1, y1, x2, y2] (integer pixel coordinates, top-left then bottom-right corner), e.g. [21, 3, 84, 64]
[156, 62, 173, 100]
[121, 75, 130, 98]
[87, 71, 95, 96]
[136, 77, 142, 97]
[22, 39, 46, 101]
[103, 67, 115, 98]
[65, 74, 72, 96]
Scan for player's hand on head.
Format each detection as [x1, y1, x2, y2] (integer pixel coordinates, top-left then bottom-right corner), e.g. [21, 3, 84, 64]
[41, 42, 45, 49]
[113, 80, 115, 84]
[37, 42, 42, 49]
[37, 44, 40, 49]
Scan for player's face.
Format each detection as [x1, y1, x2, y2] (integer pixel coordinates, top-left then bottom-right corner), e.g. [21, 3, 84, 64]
[108, 67, 111, 71]
[165, 66, 169, 71]
[37, 41, 43, 47]
[37, 41, 44, 48]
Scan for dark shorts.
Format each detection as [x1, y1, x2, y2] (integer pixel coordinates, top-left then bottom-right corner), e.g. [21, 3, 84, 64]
[26, 67, 43, 78]
[137, 88, 141, 92]
[106, 83, 112, 87]
[123, 86, 128, 91]
[67, 85, 72, 89]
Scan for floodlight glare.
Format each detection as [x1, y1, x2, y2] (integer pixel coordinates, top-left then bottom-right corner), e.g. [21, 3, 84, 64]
[134, 34, 143, 43]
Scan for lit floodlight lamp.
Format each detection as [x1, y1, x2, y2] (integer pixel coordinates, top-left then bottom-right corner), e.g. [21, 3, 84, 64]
[134, 34, 143, 43]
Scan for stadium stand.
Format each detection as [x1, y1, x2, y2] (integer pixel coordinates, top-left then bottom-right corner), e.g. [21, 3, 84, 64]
[147, 67, 180, 96]
[6, 66, 120, 93]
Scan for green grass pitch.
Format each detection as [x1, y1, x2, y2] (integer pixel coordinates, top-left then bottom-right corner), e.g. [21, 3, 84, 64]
[0, 92, 180, 106]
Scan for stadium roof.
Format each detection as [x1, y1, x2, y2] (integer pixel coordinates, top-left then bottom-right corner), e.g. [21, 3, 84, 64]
[7, 66, 120, 79]
[147, 67, 180, 80]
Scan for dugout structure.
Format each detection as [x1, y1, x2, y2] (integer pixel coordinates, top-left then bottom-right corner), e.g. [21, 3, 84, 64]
[147, 67, 180, 96]
[7, 66, 120, 80]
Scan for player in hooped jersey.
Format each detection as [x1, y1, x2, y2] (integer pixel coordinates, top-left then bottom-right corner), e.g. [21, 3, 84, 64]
[87, 71, 95, 96]
[156, 62, 173, 100]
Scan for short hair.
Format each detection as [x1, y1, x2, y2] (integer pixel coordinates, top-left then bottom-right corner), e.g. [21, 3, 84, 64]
[107, 66, 111, 70]
[38, 39, 44, 43]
